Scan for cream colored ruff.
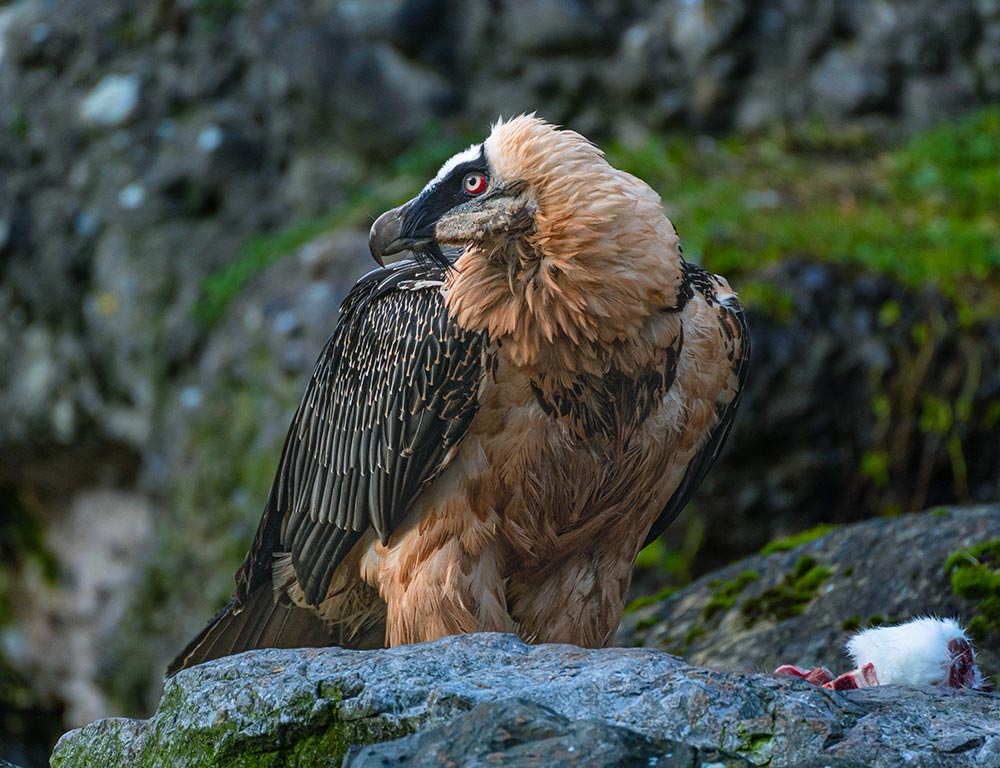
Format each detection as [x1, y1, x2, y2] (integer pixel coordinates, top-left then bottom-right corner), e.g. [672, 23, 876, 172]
[447, 117, 686, 375]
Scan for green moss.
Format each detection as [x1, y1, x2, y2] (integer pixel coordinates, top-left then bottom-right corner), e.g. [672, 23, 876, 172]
[741, 556, 832, 627]
[633, 615, 659, 633]
[944, 540, 1000, 641]
[760, 524, 837, 555]
[0, 487, 59, 626]
[966, 615, 991, 640]
[286, 725, 352, 766]
[63, 698, 419, 768]
[950, 566, 1000, 599]
[703, 570, 760, 621]
[944, 539, 1000, 575]
[840, 615, 862, 633]
[743, 730, 774, 763]
[840, 614, 892, 633]
[683, 625, 705, 648]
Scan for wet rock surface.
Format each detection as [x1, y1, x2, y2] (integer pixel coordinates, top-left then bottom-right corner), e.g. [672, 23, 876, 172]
[50, 633, 1000, 768]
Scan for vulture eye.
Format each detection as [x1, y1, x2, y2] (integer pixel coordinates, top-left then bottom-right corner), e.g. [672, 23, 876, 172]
[463, 172, 488, 196]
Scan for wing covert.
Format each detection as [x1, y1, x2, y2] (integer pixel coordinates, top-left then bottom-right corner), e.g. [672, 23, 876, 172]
[643, 294, 749, 547]
[237, 262, 487, 607]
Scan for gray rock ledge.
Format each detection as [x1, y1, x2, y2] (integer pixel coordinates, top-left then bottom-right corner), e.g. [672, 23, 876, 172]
[50, 633, 1000, 768]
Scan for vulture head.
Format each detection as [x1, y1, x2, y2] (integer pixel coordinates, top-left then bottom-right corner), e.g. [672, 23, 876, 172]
[369, 116, 687, 370]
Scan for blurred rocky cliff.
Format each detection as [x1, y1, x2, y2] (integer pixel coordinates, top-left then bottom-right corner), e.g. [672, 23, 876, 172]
[1, 1, 999, 765]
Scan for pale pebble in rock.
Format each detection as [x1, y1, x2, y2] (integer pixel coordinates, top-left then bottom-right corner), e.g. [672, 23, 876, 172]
[79, 74, 141, 128]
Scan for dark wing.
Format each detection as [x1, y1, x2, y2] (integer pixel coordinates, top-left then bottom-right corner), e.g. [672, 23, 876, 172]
[643, 292, 749, 546]
[236, 261, 487, 606]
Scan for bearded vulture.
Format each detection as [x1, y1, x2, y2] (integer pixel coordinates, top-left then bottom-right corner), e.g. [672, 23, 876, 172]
[169, 116, 749, 674]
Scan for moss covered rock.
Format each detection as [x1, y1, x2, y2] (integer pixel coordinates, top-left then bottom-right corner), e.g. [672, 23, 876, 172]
[623, 506, 1000, 682]
[50, 633, 1000, 768]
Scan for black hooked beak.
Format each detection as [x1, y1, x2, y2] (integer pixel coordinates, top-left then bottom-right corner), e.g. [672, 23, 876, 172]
[368, 200, 448, 267]
[369, 202, 409, 266]
[369, 201, 436, 267]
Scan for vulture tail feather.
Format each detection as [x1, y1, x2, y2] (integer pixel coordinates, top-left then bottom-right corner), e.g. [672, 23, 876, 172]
[166, 587, 332, 677]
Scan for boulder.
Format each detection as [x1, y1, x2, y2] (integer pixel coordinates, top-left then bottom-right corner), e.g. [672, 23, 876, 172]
[343, 699, 754, 768]
[622, 507, 1000, 684]
[50, 633, 1000, 767]
[809, 47, 890, 118]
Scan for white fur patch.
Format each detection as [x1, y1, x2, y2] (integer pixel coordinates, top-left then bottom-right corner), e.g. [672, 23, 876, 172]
[846, 617, 982, 687]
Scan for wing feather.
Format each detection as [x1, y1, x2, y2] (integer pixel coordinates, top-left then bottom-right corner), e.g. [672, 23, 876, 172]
[234, 262, 487, 607]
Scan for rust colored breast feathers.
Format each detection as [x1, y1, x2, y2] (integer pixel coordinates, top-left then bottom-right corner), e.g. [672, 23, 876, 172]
[169, 116, 749, 674]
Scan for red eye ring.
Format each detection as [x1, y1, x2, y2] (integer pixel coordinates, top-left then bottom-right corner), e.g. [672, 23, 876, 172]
[463, 172, 488, 196]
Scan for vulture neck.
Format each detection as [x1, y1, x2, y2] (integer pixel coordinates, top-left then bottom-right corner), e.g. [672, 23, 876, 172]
[445, 189, 686, 384]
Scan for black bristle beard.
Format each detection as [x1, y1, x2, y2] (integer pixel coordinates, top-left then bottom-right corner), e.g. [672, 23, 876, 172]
[412, 241, 461, 270]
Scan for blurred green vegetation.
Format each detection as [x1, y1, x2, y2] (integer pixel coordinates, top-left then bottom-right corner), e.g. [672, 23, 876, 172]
[197, 107, 1000, 329]
[609, 108, 1000, 323]
[0, 488, 58, 628]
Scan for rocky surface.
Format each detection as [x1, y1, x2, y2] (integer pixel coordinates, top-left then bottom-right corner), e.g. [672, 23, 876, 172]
[622, 506, 1000, 684]
[50, 633, 1000, 768]
[342, 699, 756, 768]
